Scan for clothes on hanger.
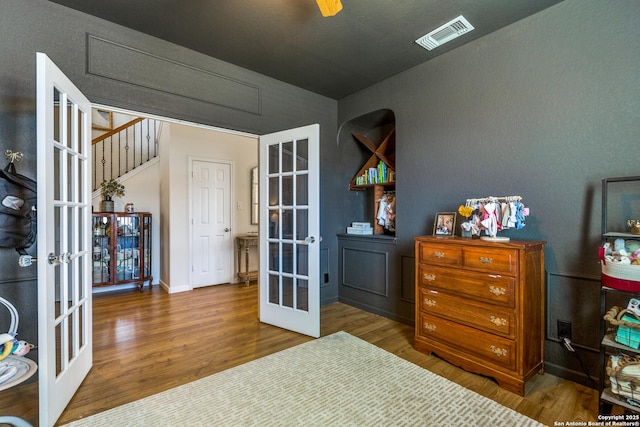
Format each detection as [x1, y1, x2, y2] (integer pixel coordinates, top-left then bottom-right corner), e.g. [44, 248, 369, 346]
[464, 196, 528, 237]
[377, 192, 395, 231]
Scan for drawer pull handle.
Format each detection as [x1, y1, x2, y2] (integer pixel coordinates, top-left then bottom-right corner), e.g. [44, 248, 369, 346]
[423, 273, 436, 282]
[480, 256, 493, 264]
[423, 298, 436, 307]
[489, 286, 506, 296]
[490, 316, 507, 327]
[433, 251, 445, 258]
[490, 345, 508, 357]
[424, 323, 436, 332]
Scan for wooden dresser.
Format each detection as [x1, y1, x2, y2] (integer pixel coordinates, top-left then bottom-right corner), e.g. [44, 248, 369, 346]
[414, 236, 545, 396]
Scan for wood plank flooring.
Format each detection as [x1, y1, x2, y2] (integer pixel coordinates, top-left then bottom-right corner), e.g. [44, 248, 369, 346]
[1, 283, 598, 426]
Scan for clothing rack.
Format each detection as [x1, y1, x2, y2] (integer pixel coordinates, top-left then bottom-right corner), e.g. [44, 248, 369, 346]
[465, 195, 522, 206]
[463, 195, 527, 241]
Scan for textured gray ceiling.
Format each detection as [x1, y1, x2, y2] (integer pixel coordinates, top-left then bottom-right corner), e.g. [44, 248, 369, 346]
[50, 0, 563, 99]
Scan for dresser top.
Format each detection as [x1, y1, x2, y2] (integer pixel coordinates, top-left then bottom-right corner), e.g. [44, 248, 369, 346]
[414, 235, 545, 249]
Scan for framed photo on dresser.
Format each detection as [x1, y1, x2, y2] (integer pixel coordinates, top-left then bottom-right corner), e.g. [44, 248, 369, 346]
[433, 212, 455, 236]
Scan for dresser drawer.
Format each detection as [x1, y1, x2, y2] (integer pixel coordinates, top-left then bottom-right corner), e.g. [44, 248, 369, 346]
[463, 247, 517, 275]
[418, 264, 515, 308]
[418, 312, 516, 371]
[419, 242, 462, 267]
[418, 287, 515, 338]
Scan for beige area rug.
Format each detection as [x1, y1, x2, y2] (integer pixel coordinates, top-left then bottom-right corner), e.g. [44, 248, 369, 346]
[63, 331, 543, 426]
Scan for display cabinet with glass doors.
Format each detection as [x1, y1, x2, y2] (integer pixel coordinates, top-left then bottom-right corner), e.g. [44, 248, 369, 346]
[92, 212, 152, 291]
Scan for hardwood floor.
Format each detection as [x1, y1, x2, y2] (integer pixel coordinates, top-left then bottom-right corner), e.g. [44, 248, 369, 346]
[2, 283, 597, 426]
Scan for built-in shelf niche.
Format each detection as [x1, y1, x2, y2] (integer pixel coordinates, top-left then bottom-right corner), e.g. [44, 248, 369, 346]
[340, 109, 396, 235]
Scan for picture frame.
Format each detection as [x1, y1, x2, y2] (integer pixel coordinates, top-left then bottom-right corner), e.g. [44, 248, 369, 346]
[433, 212, 456, 236]
[92, 108, 113, 131]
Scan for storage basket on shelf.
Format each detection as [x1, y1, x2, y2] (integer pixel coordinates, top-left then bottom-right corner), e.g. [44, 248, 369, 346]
[604, 306, 640, 349]
[599, 247, 640, 292]
[607, 354, 640, 405]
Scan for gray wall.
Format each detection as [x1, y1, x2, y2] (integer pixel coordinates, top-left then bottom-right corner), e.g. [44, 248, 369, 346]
[337, 0, 640, 385]
[0, 0, 340, 408]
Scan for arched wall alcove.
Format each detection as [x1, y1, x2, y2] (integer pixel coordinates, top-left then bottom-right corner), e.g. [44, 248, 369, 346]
[337, 109, 396, 233]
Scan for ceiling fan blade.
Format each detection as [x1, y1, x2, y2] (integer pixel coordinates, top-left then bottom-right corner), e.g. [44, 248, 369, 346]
[316, 0, 343, 17]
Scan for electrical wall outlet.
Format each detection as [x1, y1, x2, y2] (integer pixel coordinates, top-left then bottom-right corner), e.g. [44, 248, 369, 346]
[557, 320, 572, 341]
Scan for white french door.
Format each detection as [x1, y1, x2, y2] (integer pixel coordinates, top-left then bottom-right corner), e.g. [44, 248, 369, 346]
[259, 124, 320, 338]
[190, 159, 232, 287]
[36, 52, 93, 426]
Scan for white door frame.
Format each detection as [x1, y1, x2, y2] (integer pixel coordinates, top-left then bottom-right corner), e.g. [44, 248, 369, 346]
[188, 156, 234, 288]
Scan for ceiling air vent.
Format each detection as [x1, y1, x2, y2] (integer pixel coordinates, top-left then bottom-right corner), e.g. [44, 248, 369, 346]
[415, 15, 474, 51]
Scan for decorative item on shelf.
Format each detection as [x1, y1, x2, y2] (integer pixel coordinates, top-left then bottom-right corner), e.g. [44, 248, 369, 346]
[346, 222, 373, 235]
[99, 179, 125, 212]
[628, 220, 640, 235]
[607, 354, 640, 405]
[604, 305, 640, 349]
[599, 238, 640, 291]
[125, 203, 135, 213]
[461, 195, 529, 242]
[457, 205, 474, 238]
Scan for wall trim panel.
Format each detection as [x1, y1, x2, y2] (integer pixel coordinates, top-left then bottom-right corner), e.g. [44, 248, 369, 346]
[545, 270, 601, 352]
[86, 34, 262, 115]
[341, 246, 389, 297]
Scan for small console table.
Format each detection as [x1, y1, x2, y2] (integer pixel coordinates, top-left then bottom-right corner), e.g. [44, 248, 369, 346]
[236, 234, 258, 285]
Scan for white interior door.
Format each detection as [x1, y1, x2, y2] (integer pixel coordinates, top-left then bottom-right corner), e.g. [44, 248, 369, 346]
[36, 52, 93, 426]
[259, 124, 320, 338]
[191, 159, 232, 287]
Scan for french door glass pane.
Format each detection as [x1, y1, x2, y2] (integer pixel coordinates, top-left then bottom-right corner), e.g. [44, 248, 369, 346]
[297, 244, 308, 276]
[296, 138, 308, 171]
[268, 242, 280, 271]
[296, 210, 308, 241]
[296, 174, 308, 205]
[282, 209, 293, 238]
[282, 141, 293, 173]
[268, 177, 279, 206]
[282, 243, 293, 274]
[282, 175, 293, 206]
[268, 145, 279, 174]
[268, 209, 279, 239]
[297, 279, 309, 311]
[268, 274, 279, 304]
[282, 276, 293, 308]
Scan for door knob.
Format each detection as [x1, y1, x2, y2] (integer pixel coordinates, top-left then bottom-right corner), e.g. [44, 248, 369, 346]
[18, 255, 36, 267]
[48, 252, 71, 265]
[224, 228, 230, 232]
